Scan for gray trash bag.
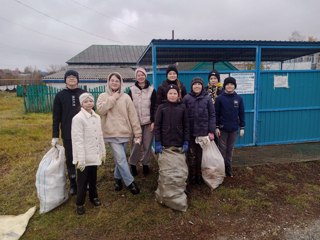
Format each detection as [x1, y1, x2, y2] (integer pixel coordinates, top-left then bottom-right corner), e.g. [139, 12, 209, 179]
[196, 136, 225, 190]
[35, 145, 68, 213]
[155, 147, 188, 212]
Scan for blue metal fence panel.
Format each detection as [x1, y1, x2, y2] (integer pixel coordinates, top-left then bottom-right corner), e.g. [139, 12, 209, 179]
[257, 71, 320, 145]
[149, 71, 256, 147]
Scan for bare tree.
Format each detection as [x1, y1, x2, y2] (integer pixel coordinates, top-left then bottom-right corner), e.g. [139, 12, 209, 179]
[289, 31, 306, 41]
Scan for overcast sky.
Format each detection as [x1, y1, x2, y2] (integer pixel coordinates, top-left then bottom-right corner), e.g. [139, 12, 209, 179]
[1, 0, 319, 71]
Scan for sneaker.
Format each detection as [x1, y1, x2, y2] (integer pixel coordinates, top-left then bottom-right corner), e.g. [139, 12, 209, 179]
[90, 198, 101, 207]
[130, 164, 138, 176]
[128, 181, 140, 195]
[76, 205, 85, 215]
[114, 179, 123, 191]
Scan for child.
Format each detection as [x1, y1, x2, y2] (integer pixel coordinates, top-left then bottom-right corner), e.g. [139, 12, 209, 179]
[215, 77, 245, 177]
[154, 84, 189, 211]
[71, 92, 106, 215]
[205, 70, 223, 104]
[52, 69, 86, 195]
[183, 77, 216, 185]
[156, 65, 187, 108]
[128, 67, 157, 176]
[96, 72, 142, 195]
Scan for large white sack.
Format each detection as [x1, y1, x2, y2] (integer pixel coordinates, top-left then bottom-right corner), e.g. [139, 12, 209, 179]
[196, 136, 225, 190]
[35, 145, 68, 213]
[155, 147, 188, 212]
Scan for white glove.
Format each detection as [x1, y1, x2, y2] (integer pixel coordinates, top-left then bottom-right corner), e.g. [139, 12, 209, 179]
[134, 137, 141, 145]
[77, 162, 85, 172]
[101, 156, 106, 164]
[239, 129, 245, 137]
[51, 138, 59, 147]
[215, 128, 221, 137]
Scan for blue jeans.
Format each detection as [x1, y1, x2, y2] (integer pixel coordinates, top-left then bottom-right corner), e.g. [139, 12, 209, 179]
[108, 142, 134, 186]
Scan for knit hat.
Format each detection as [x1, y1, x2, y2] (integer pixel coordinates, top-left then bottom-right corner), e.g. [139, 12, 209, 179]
[166, 64, 178, 77]
[208, 70, 220, 82]
[191, 77, 204, 86]
[135, 67, 147, 78]
[79, 92, 94, 105]
[166, 84, 179, 95]
[223, 77, 237, 89]
[64, 70, 79, 83]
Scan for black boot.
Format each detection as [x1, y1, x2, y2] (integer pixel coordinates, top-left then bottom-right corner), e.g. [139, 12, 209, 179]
[196, 175, 204, 185]
[130, 164, 138, 176]
[114, 179, 123, 191]
[76, 205, 85, 215]
[143, 165, 149, 176]
[128, 181, 140, 195]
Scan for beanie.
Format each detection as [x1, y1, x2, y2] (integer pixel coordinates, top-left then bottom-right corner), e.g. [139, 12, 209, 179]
[64, 70, 79, 83]
[166, 64, 178, 77]
[79, 92, 94, 105]
[166, 84, 179, 95]
[223, 77, 237, 89]
[191, 77, 204, 86]
[135, 67, 147, 79]
[208, 70, 220, 82]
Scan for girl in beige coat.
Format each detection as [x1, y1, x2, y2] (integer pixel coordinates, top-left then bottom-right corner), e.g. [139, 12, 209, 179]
[97, 72, 142, 195]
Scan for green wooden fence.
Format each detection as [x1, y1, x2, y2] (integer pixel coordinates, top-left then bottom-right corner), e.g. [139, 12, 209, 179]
[21, 85, 107, 113]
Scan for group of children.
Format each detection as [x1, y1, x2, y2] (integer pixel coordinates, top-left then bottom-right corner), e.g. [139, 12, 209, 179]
[52, 66, 245, 214]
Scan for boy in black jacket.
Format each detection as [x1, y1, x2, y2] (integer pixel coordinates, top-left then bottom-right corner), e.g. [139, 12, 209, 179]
[215, 77, 245, 177]
[51, 70, 86, 195]
[154, 84, 189, 153]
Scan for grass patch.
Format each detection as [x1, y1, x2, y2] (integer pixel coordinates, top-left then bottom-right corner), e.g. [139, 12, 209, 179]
[1, 92, 320, 240]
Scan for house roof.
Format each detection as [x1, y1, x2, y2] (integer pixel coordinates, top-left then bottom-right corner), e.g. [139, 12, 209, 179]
[42, 67, 135, 81]
[67, 45, 147, 65]
[138, 39, 320, 65]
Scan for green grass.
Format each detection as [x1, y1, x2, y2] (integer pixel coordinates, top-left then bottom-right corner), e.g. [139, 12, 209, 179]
[1, 92, 320, 240]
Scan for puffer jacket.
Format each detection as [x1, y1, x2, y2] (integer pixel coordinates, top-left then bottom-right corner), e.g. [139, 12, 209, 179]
[71, 108, 106, 166]
[183, 90, 216, 137]
[154, 101, 189, 147]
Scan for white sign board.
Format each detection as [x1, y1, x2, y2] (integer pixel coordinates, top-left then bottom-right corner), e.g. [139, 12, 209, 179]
[274, 75, 289, 88]
[228, 73, 255, 94]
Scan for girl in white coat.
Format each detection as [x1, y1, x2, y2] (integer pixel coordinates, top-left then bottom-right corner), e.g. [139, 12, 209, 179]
[71, 92, 106, 215]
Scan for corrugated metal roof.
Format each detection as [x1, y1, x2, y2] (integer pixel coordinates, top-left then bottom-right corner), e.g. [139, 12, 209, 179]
[67, 45, 147, 64]
[43, 67, 135, 81]
[138, 39, 320, 65]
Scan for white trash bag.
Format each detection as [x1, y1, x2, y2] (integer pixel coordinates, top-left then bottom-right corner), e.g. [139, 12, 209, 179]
[196, 136, 225, 190]
[36, 145, 68, 213]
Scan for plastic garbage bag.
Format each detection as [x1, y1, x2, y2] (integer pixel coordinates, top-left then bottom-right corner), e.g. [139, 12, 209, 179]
[0, 206, 36, 240]
[155, 147, 188, 212]
[35, 145, 68, 213]
[196, 136, 225, 190]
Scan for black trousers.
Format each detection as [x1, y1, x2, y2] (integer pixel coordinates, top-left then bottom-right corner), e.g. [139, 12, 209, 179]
[63, 139, 76, 186]
[187, 136, 203, 177]
[76, 166, 98, 206]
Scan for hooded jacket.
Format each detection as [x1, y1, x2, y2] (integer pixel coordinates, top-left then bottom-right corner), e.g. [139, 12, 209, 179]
[96, 74, 142, 139]
[183, 89, 216, 137]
